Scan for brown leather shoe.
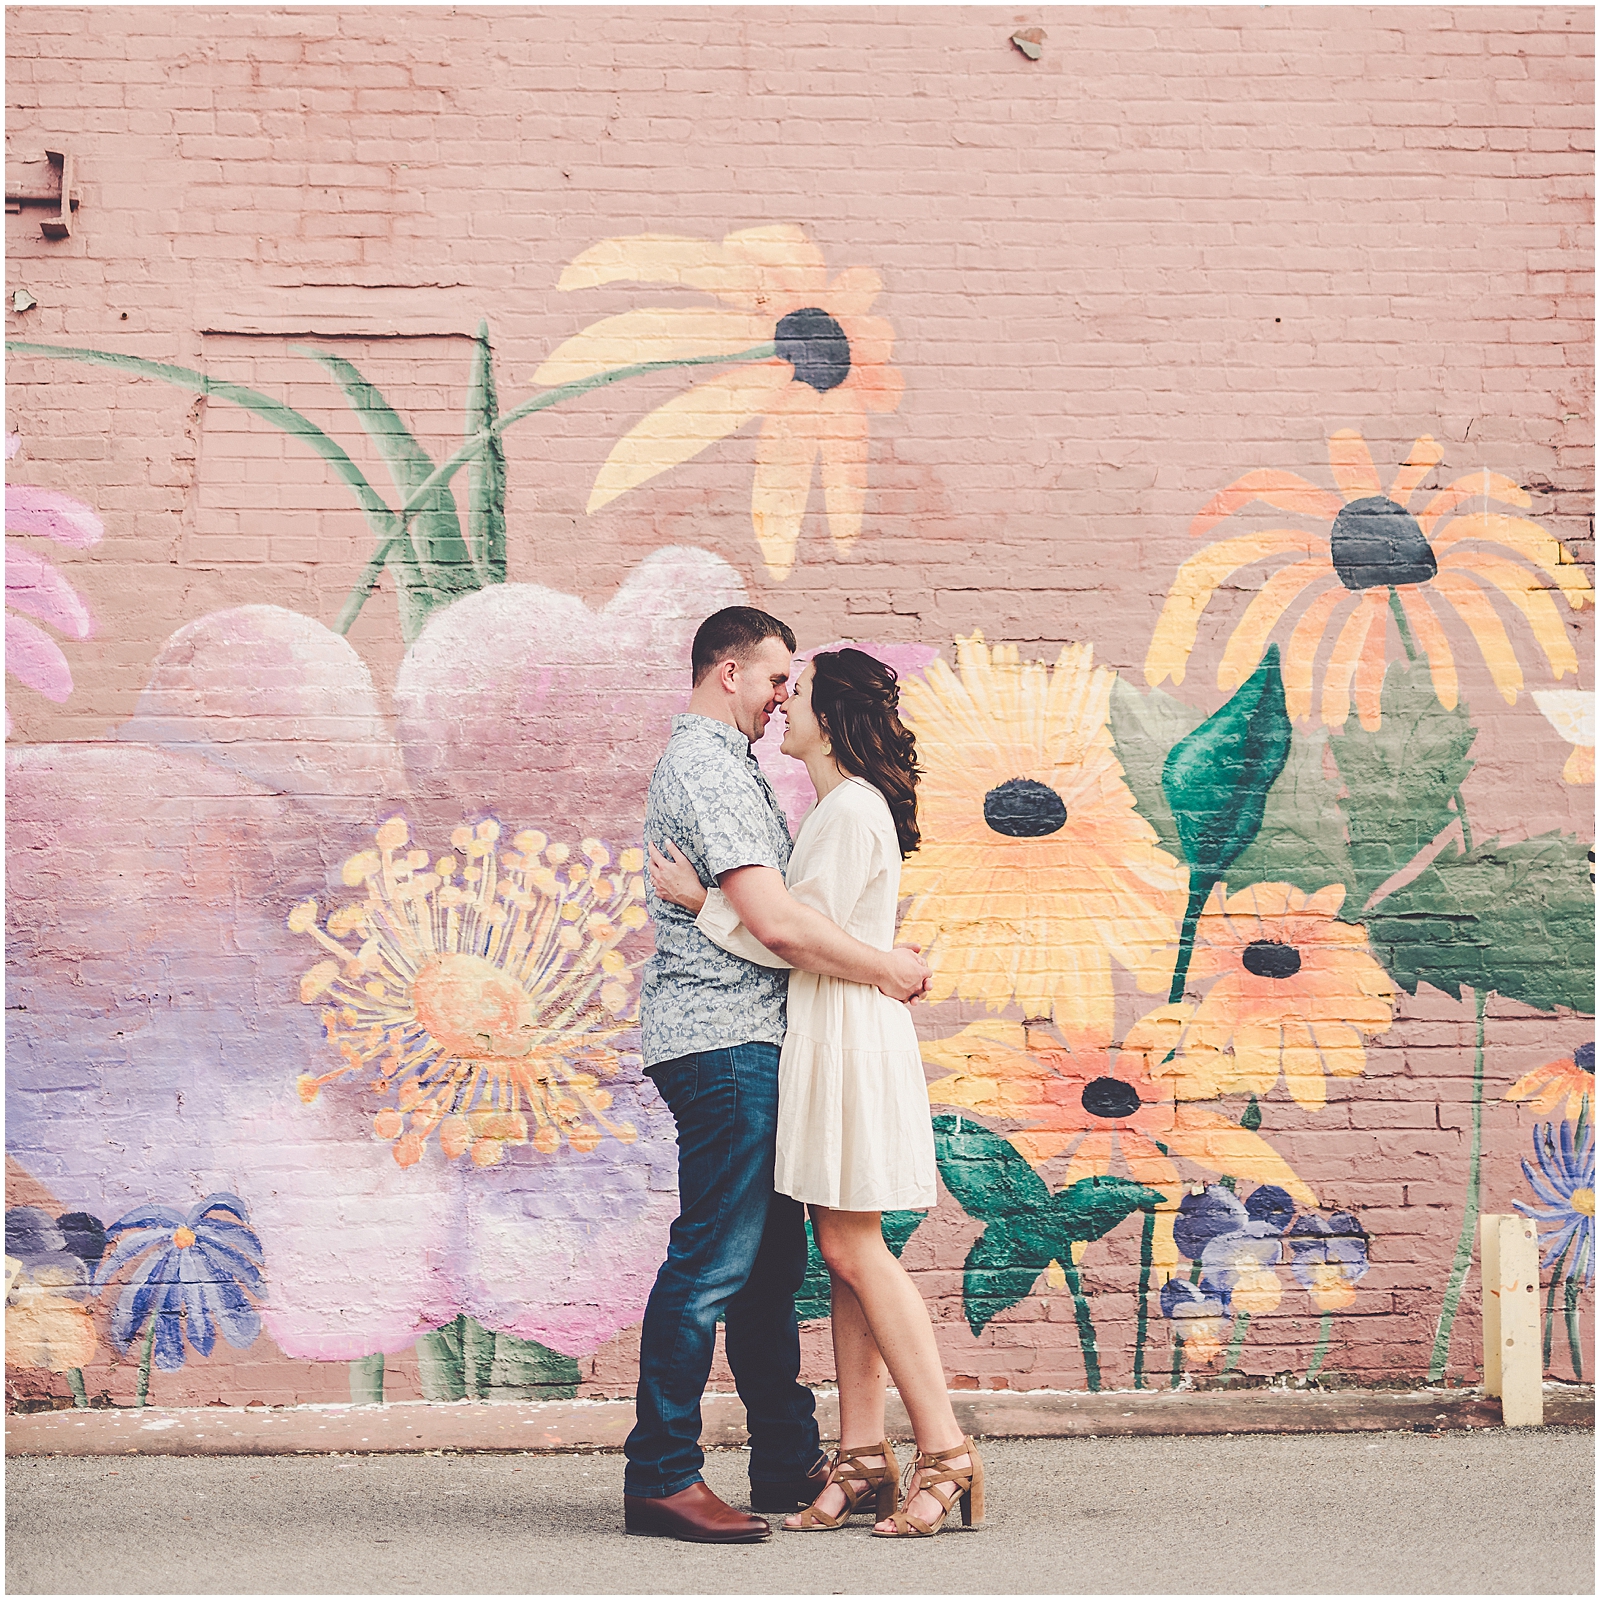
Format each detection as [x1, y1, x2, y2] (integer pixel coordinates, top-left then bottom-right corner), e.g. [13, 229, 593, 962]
[624, 1482, 772, 1542]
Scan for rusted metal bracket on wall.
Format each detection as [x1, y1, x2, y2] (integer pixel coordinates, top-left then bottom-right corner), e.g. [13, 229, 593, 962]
[5, 149, 80, 239]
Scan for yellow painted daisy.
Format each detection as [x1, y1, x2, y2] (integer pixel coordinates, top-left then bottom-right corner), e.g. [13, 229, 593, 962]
[898, 635, 1186, 1036]
[1184, 882, 1397, 1111]
[1146, 429, 1593, 729]
[290, 817, 648, 1169]
[538, 225, 903, 580]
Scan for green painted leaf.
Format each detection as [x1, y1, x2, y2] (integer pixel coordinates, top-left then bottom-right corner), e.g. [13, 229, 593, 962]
[962, 1224, 1055, 1336]
[1162, 645, 1293, 881]
[415, 1314, 467, 1401]
[882, 1208, 928, 1257]
[1241, 1094, 1262, 1132]
[488, 1330, 581, 1400]
[1052, 1175, 1165, 1244]
[1227, 724, 1356, 901]
[932, 1113, 1054, 1226]
[1329, 658, 1477, 909]
[347, 1352, 385, 1405]
[1364, 831, 1595, 1015]
[296, 347, 481, 640]
[464, 319, 508, 586]
[1109, 676, 1202, 861]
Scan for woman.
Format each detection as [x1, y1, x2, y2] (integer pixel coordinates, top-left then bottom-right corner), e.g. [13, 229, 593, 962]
[649, 647, 983, 1539]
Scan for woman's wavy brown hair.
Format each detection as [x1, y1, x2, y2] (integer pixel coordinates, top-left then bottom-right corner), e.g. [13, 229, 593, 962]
[808, 648, 922, 857]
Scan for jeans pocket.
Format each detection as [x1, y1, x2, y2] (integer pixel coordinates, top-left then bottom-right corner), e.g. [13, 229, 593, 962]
[647, 1053, 700, 1115]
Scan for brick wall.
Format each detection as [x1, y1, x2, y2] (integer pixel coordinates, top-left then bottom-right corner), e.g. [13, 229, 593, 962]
[5, 6, 1593, 1412]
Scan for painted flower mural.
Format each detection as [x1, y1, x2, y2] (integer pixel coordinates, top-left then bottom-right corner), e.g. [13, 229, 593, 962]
[1517, 1118, 1594, 1287]
[291, 818, 648, 1168]
[1144, 429, 1593, 728]
[540, 225, 904, 579]
[1505, 1041, 1595, 1126]
[1532, 689, 1596, 785]
[898, 635, 1187, 1035]
[5, 549, 744, 1366]
[1183, 882, 1397, 1110]
[1287, 1212, 1370, 1314]
[921, 1012, 1317, 1282]
[93, 1195, 265, 1403]
[4, 1207, 105, 1381]
[5, 432, 103, 733]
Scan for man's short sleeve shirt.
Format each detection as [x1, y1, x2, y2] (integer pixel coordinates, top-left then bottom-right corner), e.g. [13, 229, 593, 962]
[640, 714, 793, 1067]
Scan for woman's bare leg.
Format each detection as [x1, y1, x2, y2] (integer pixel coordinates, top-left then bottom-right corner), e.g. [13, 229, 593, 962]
[783, 1271, 888, 1527]
[809, 1208, 968, 1531]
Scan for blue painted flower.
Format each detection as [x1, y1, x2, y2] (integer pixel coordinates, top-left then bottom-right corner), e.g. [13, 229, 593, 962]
[93, 1194, 265, 1370]
[1160, 1277, 1229, 1364]
[1173, 1184, 1248, 1261]
[1200, 1222, 1285, 1315]
[1244, 1184, 1296, 1234]
[1516, 1117, 1594, 1285]
[1288, 1212, 1370, 1311]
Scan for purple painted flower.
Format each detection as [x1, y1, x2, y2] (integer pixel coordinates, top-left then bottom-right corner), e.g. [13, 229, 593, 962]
[1200, 1221, 1286, 1315]
[5, 433, 102, 731]
[10, 551, 834, 1364]
[1159, 1276, 1229, 1364]
[1173, 1184, 1248, 1261]
[1287, 1212, 1370, 1311]
[94, 1194, 265, 1370]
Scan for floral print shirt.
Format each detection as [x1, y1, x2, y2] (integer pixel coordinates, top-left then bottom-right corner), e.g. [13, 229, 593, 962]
[640, 713, 794, 1067]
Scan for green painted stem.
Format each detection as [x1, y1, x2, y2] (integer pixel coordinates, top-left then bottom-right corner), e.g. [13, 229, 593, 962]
[1221, 1311, 1251, 1374]
[135, 1319, 156, 1408]
[1452, 792, 1474, 854]
[1388, 587, 1418, 664]
[1133, 1210, 1156, 1391]
[348, 1352, 386, 1406]
[1061, 1260, 1102, 1393]
[1168, 876, 1217, 1004]
[1306, 1311, 1334, 1385]
[1543, 1236, 1573, 1372]
[1564, 1277, 1585, 1382]
[66, 1368, 88, 1409]
[331, 342, 777, 636]
[1428, 987, 1488, 1382]
[1170, 1257, 1203, 1388]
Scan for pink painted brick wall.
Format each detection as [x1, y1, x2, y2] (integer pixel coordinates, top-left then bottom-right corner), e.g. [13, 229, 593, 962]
[5, 7, 1593, 1412]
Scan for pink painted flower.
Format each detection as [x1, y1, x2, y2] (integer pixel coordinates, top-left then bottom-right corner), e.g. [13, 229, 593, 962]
[5, 433, 102, 733]
[6, 550, 753, 1362]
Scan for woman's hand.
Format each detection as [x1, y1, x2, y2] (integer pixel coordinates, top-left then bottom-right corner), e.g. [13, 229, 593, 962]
[648, 839, 708, 915]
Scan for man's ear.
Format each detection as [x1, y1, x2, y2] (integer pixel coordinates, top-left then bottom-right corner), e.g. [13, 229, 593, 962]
[715, 657, 740, 695]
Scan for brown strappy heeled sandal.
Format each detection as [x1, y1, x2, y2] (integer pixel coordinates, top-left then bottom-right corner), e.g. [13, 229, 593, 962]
[785, 1440, 901, 1531]
[870, 1435, 984, 1537]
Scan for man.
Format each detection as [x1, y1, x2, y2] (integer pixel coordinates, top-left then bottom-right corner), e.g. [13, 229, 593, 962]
[623, 606, 931, 1544]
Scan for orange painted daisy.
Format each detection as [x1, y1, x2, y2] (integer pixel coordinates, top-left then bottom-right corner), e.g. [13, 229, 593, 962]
[897, 634, 1186, 1038]
[1505, 1041, 1594, 1125]
[1145, 429, 1593, 729]
[1184, 882, 1397, 1111]
[921, 1009, 1317, 1280]
[537, 226, 903, 580]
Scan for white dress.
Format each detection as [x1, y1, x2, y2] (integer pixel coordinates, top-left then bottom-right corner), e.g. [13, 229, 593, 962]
[696, 775, 938, 1212]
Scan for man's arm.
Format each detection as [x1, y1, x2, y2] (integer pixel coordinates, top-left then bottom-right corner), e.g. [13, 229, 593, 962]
[718, 865, 929, 1002]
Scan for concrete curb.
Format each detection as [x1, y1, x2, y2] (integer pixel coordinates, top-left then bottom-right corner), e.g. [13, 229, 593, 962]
[7, 1385, 1593, 1456]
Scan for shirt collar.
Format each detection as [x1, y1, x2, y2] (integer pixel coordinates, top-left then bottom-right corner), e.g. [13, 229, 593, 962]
[671, 712, 755, 759]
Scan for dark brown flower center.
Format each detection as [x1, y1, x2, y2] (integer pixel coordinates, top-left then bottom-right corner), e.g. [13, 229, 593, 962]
[775, 308, 851, 392]
[983, 778, 1067, 838]
[1329, 495, 1437, 590]
[1081, 1077, 1142, 1119]
[1242, 939, 1302, 979]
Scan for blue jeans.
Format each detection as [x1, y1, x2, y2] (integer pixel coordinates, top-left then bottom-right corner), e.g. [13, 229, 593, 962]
[623, 1042, 821, 1499]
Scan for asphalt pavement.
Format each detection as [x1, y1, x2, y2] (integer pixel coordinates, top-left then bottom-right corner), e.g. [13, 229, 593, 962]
[6, 1429, 1594, 1595]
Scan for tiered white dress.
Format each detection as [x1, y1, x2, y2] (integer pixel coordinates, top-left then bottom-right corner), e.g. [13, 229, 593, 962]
[696, 775, 938, 1213]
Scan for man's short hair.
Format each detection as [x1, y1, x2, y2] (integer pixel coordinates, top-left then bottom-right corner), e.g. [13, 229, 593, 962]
[691, 607, 797, 686]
